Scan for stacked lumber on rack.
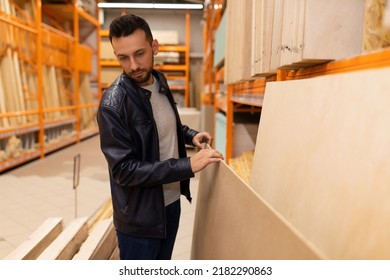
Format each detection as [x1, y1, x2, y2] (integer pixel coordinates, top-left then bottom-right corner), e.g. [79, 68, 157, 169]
[278, 0, 365, 69]
[0, 18, 27, 127]
[43, 65, 64, 120]
[225, 0, 253, 83]
[0, 0, 38, 128]
[226, 0, 366, 83]
[228, 150, 254, 185]
[79, 73, 96, 130]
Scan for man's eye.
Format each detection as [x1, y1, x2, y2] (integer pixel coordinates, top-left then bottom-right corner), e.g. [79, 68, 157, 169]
[118, 56, 127, 61]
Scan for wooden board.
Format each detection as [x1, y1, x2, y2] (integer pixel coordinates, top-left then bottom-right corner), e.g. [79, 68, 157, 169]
[4, 217, 63, 260]
[37, 217, 89, 260]
[79, 73, 95, 130]
[281, 0, 365, 68]
[225, 0, 253, 83]
[251, 0, 275, 76]
[191, 161, 323, 260]
[269, 0, 284, 71]
[250, 66, 390, 259]
[72, 219, 117, 260]
[0, 63, 9, 128]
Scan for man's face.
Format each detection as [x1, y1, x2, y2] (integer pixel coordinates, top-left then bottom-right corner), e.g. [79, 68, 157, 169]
[112, 29, 158, 86]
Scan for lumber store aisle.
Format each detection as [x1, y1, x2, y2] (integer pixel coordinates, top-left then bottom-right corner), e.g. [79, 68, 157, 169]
[0, 135, 198, 260]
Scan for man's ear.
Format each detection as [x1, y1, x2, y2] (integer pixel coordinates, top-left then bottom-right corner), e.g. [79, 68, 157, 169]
[152, 39, 159, 55]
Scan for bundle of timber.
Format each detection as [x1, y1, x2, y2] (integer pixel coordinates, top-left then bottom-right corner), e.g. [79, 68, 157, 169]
[0, 134, 37, 162]
[4, 135, 23, 159]
[228, 150, 254, 185]
[78, 0, 97, 17]
[0, 0, 39, 128]
[4, 198, 117, 260]
[11, 0, 36, 22]
[79, 73, 97, 130]
[363, 0, 390, 51]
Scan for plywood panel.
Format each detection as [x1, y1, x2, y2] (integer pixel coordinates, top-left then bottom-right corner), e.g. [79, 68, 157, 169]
[225, 0, 253, 83]
[299, 0, 365, 64]
[269, 0, 284, 71]
[191, 161, 323, 260]
[251, 0, 275, 76]
[250, 66, 390, 259]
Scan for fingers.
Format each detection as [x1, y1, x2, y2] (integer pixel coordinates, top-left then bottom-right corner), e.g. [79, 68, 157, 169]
[193, 132, 213, 149]
[190, 148, 224, 173]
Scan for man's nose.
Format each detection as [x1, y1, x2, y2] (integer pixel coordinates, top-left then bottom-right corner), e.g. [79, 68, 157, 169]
[129, 56, 139, 71]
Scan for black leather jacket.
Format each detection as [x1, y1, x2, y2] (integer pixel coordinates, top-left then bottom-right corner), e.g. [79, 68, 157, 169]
[97, 70, 198, 238]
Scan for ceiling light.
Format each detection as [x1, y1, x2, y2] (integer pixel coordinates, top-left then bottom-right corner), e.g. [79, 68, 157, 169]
[97, 2, 203, 10]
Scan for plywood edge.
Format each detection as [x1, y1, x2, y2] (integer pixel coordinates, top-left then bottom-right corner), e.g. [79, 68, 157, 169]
[37, 217, 89, 260]
[4, 217, 63, 260]
[72, 219, 117, 260]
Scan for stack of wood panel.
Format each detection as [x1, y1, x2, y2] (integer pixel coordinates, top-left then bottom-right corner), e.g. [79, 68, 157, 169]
[226, 0, 366, 83]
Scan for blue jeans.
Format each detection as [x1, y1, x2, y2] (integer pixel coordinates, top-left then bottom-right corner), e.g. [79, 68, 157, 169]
[116, 199, 181, 260]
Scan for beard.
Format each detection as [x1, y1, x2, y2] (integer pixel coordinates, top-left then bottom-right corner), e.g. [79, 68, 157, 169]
[126, 68, 153, 86]
[126, 56, 154, 86]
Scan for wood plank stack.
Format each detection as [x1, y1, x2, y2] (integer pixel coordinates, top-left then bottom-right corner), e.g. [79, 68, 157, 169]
[0, 0, 37, 128]
[363, 0, 390, 51]
[225, 0, 253, 83]
[79, 73, 96, 130]
[4, 210, 117, 260]
[3, 218, 63, 260]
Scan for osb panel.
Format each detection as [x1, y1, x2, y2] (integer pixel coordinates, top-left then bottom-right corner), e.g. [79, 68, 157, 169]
[191, 161, 322, 260]
[250, 66, 390, 259]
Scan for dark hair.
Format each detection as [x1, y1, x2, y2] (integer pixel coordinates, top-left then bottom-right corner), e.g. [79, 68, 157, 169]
[109, 14, 154, 44]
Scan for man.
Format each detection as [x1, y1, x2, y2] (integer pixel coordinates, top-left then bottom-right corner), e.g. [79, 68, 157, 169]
[97, 14, 224, 260]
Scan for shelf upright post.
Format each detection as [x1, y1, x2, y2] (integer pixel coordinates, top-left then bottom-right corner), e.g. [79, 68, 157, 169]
[36, 0, 45, 159]
[225, 83, 233, 163]
[96, 3, 102, 101]
[185, 9, 190, 107]
[72, 0, 80, 142]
